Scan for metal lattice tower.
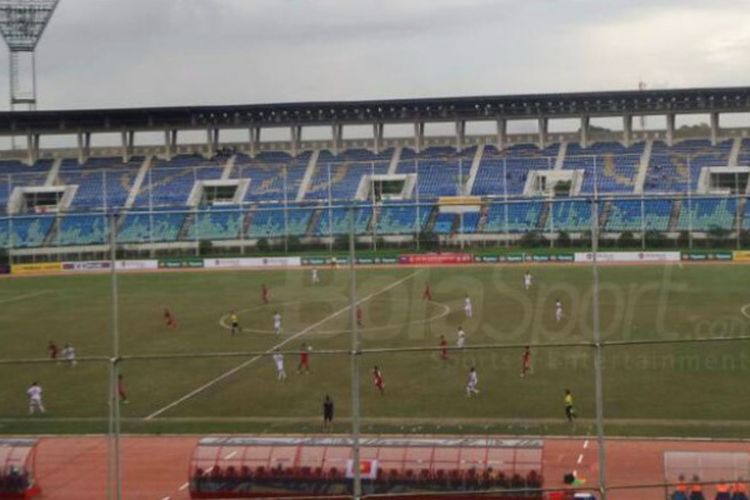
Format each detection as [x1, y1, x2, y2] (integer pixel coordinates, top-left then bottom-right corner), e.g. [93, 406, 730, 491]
[0, 0, 59, 111]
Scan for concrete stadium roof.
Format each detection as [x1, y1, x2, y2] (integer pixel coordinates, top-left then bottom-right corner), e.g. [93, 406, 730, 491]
[1, 86, 750, 135]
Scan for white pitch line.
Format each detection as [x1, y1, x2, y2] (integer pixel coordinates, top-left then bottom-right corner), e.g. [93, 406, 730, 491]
[225, 451, 237, 460]
[583, 439, 589, 449]
[144, 270, 421, 420]
[178, 482, 189, 491]
[0, 290, 51, 305]
[576, 453, 584, 464]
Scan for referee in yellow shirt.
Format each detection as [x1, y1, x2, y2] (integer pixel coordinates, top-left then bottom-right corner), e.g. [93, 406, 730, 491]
[564, 389, 576, 422]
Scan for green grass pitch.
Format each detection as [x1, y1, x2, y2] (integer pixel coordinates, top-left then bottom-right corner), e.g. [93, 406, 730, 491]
[1, 263, 749, 437]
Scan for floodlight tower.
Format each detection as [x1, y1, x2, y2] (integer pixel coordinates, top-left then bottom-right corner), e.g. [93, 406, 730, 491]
[0, 0, 59, 112]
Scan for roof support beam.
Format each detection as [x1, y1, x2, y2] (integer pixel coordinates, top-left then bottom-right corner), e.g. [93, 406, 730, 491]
[206, 128, 219, 158]
[414, 121, 425, 154]
[496, 118, 507, 151]
[77, 131, 90, 164]
[710, 112, 720, 146]
[291, 125, 302, 157]
[455, 120, 466, 152]
[331, 123, 343, 155]
[121, 130, 134, 163]
[373, 122, 384, 155]
[666, 113, 676, 147]
[248, 126, 260, 158]
[164, 129, 177, 161]
[538, 117, 548, 149]
[623, 115, 632, 147]
[580, 116, 590, 148]
[26, 133, 39, 166]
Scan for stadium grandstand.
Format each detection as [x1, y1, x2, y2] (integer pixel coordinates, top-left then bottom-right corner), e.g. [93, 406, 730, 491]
[2, 87, 750, 257]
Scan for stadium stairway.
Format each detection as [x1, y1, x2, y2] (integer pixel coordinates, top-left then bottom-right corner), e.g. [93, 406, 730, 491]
[538, 202, 550, 231]
[633, 140, 653, 194]
[306, 208, 323, 238]
[729, 137, 742, 167]
[463, 144, 485, 195]
[125, 157, 153, 209]
[296, 150, 320, 202]
[220, 154, 237, 180]
[599, 200, 612, 229]
[178, 213, 195, 241]
[44, 159, 62, 186]
[41, 218, 58, 246]
[387, 147, 402, 175]
[242, 204, 255, 236]
[738, 197, 747, 226]
[553, 142, 567, 170]
[668, 200, 682, 231]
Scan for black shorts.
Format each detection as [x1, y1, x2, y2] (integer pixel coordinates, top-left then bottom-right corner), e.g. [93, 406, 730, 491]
[324, 411, 333, 422]
[565, 405, 575, 419]
[232, 321, 239, 328]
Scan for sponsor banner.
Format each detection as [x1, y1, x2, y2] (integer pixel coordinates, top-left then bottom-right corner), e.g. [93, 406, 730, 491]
[574, 251, 681, 263]
[301, 257, 328, 266]
[62, 261, 111, 272]
[732, 251, 750, 262]
[116, 259, 159, 270]
[552, 253, 575, 262]
[683, 252, 734, 262]
[474, 255, 500, 263]
[398, 253, 473, 265]
[204, 257, 302, 269]
[505, 253, 525, 263]
[159, 258, 205, 269]
[11, 262, 62, 275]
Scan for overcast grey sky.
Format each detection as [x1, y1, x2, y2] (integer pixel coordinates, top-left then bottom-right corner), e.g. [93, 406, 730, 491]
[2, 0, 750, 111]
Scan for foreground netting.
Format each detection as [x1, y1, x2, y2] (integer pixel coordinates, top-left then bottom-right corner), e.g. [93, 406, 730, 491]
[189, 436, 543, 499]
[0, 439, 41, 499]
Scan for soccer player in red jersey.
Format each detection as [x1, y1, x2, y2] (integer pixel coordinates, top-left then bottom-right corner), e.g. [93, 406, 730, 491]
[439, 335, 448, 360]
[521, 346, 531, 377]
[164, 308, 177, 328]
[372, 366, 385, 395]
[298, 343, 311, 374]
[117, 374, 128, 403]
[356, 306, 364, 328]
[48, 341, 59, 360]
[422, 282, 432, 301]
[261, 284, 269, 304]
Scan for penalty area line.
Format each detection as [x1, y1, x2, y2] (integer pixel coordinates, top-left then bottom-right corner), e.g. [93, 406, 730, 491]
[144, 270, 422, 420]
[0, 290, 52, 305]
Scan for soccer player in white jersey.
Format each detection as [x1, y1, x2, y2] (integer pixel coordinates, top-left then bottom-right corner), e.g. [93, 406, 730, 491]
[27, 382, 45, 415]
[524, 271, 533, 291]
[555, 299, 564, 323]
[463, 294, 473, 318]
[456, 326, 466, 349]
[272, 349, 286, 381]
[62, 343, 77, 367]
[273, 311, 283, 335]
[466, 367, 479, 397]
[311, 267, 320, 285]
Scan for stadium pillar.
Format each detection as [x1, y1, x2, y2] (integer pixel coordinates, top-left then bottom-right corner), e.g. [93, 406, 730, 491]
[666, 113, 676, 147]
[623, 115, 632, 147]
[373, 122, 384, 154]
[206, 128, 219, 157]
[538, 117, 548, 149]
[291, 125, 302, 157]
[164, 129, 177, 161]
[332, 123, 343, 155]
[414, 121, 425, 154]
[120, 131, 134, 163]
[580, 116, 590, 148]
[455, 120, 466, 152]
[710, 112, 720, 146]
[25, 133, 39, 166]
[248, 127, 260, 158]
[496, 118, 507, 150]
[77, 131, 91, 164]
